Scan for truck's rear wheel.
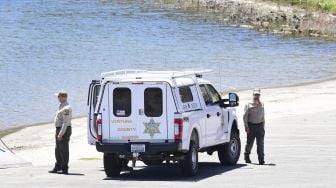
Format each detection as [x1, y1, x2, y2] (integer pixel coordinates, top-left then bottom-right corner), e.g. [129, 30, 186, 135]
[180, 140, 198, 176]
[218, 131, 241, 165]
[103, 153, 121, 177]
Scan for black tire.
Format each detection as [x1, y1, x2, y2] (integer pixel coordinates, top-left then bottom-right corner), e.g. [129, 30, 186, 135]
[143, 160, 163, 166]
[218, 131, 241, 165]
[103, 153, 121, 177]
[180, 140, 199, 176]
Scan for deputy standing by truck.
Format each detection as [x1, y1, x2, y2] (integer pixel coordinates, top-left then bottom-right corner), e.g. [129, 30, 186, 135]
[243, 88, 265, 165]
[49, 91, 72, 174]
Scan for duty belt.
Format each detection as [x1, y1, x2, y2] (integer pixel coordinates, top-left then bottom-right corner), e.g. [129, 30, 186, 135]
[248, 122, 264, 126]
[56, 126, 71, 129]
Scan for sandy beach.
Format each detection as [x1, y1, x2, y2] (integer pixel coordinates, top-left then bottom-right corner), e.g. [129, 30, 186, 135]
[1, 79, 336, 187]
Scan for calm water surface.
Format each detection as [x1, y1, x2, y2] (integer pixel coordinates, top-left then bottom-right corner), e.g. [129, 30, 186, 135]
[0, 0, 335, 129]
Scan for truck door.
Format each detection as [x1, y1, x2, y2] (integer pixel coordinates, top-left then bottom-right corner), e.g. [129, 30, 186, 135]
[108, 83, 168, 142]
[136, 84, 168, 141]
[87, 80, 101, 145]
[199, 84, 223, 146]
[221, 107, 230, 141]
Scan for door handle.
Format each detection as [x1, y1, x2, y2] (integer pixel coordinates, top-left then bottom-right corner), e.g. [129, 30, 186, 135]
[207, 114, 211, 118]
[217, 112, 221, 116]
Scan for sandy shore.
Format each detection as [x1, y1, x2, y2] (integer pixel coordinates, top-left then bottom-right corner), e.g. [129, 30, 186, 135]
[1, 79, 336, 187]
[2, 78, 336, 166]
[1, 118, 101, 166]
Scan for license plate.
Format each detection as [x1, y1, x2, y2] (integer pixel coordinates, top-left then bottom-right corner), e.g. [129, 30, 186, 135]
[131, 144, 145, 153]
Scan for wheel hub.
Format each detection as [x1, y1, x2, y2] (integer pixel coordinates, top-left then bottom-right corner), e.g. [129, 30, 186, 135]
[230, 138, 238, 157]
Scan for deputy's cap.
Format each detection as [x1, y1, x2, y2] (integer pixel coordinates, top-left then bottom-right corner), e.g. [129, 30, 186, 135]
[55, 90, 68, 97]
[253, 88, 261, 95]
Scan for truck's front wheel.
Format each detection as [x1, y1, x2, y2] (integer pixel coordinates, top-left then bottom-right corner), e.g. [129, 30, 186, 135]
[180, 140, 199, 176]
[103, 153, 121, 177]
[218, 131, 241, 165]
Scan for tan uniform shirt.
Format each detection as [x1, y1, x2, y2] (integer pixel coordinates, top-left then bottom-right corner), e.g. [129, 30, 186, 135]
[243, 102, 265, 128]
[54, 102, 72, 137]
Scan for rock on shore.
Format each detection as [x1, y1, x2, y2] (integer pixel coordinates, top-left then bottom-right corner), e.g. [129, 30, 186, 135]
[161, 0, 336, 38]
[184, 0, 336, 38]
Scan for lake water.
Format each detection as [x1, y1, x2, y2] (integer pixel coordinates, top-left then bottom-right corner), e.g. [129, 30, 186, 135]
[0, 0, 335, 130]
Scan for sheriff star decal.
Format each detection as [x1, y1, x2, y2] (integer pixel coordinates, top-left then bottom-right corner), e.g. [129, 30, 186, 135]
[143, 118, 160, 138]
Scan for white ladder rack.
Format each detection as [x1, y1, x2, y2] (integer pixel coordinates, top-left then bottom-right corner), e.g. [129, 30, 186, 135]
[101, 69, 147, 79]
[101, 69, 212, 79]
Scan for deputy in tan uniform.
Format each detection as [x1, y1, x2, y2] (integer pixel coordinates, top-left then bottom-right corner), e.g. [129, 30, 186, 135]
[49, 91, 72, 174]
[243, 88, 265, 165]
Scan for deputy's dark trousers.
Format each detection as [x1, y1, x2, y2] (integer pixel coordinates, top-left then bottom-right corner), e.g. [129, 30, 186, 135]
[244, 122, 265, 162]
[55, 126, 72, 170]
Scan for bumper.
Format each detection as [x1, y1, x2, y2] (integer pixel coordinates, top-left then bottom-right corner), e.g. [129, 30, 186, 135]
[96, 141, 181, 155]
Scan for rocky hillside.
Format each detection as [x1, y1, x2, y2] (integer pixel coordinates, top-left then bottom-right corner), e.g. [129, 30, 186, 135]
[197, 0, 336, 38]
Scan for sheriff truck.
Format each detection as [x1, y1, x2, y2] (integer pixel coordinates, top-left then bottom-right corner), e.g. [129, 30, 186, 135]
[87, 69, 241, 177]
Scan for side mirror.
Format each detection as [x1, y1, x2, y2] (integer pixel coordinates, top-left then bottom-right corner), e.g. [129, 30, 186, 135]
[219, 98, 229, 108]
[229, 93, 239, 107]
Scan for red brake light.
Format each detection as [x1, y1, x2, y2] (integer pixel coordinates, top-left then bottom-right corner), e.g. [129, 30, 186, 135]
[174, 118, 183, 141]
[96, 117, 102, 142]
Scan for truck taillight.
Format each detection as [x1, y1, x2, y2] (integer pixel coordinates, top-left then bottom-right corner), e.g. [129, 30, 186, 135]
[174, 118, 183, 141]
[96, 116, 102, 142]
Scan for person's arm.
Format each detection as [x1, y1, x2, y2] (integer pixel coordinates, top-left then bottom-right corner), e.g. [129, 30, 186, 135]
[262, 103, 265, 126]
[243, 104, 249, 132]
[58, 107, 72, 139]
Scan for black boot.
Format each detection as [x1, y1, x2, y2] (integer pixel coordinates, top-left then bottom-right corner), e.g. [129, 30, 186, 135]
[259, 160, 265, 165]
[58, 168, 68, 175]
[48, 168, 61, 173]
[244, 154, 251, 163]
[121, 166, 133, 171]
[121, 159, 133, 171]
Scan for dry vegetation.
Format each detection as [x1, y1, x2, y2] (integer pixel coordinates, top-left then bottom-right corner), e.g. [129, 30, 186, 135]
[264, 0, 336, 13]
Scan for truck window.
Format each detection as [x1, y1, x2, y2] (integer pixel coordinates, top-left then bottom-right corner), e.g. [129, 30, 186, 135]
[113, 88, 131, 117]
[144, 88, 163, 117]
[93, 85, 101, 108]
[205, 84, 221, 104]
[179, 86, 193, 103]
[199, 85, 211, 106]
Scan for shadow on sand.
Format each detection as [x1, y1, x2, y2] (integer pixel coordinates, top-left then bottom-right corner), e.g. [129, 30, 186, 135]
[250, 162, 276, 166]
[61, 172, 85, 176]
[104, 162, 246, 182]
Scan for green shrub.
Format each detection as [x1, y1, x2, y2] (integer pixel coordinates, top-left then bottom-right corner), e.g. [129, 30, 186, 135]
[264, 0, 336, 13]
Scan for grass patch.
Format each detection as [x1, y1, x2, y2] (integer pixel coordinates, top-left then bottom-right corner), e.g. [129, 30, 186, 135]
[0, 126, 25, 138]
[79, 157, 102, 161]
[263, 0, 336, 13]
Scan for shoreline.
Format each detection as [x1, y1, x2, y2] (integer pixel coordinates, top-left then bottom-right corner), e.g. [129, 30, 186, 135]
[200, 0, 336, 38]
[1, 76, 336, 167]
[161, 0, 336, 38]
[0, 115, 86, 138]
[0, 76, 336, 138]
[1, 75, 336, 138]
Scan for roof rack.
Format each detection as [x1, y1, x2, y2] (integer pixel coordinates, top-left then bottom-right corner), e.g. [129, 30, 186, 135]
[169, 69, 213, 86]
[102, 69, 212, 78]
[100, 69, 214, 85]
[170, 69, 213, 79]
[101, 69, 147, 79]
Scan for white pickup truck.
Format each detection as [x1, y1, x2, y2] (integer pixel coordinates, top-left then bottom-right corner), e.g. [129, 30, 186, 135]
[87, 69, 241, 177]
